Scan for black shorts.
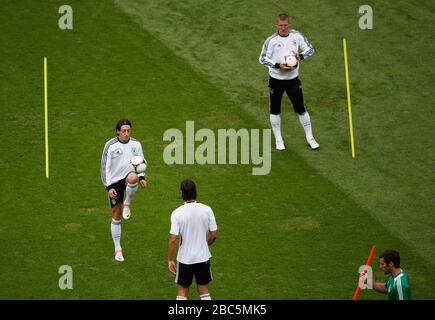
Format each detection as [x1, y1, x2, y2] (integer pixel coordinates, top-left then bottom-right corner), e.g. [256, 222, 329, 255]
[175, 260, 213, 287]
[269, 76, 306, 115]
[107, 177, 127, 208]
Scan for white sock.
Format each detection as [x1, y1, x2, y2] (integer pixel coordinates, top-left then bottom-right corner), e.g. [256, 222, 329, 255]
[124, 183, 138, 205]
[270, 114, 283, 143]
[176, 296, 187, 300]
[200, 293, 211, 300]
[111, 218, 122, 251]
[299, 111, 314, 141]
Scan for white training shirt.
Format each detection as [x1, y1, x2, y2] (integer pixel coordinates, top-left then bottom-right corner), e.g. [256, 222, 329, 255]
[170, 201, 218, 265]
[259, 29, 315, 80]
[101, 137, 146, 188]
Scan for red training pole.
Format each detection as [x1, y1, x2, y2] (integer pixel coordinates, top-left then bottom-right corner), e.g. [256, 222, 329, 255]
[353, 245, 376, 300]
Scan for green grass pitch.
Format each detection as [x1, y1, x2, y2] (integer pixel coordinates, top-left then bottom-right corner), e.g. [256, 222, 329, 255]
[0, 0, 434, 299]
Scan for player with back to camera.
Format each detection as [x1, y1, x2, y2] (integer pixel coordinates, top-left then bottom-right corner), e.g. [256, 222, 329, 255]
[259, 13, 319, 151]
[101, 119, 148, 262]
[168, 179, 218, 300]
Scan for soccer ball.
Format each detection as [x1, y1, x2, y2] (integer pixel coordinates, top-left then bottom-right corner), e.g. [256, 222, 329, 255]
[285, 55, 298, 68]
[129, 156, 147, 173]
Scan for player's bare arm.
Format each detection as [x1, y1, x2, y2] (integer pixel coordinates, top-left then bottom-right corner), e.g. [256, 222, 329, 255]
[168, 234, 178, 274]
[207, 230, 218, 246]
[373, 281, 387, 294]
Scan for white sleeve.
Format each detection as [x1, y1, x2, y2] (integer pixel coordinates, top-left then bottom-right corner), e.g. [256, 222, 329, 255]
[259, 37, 277, 68]
[208, 208, 218, 232]
[101, 143, 112, 187]
[298, 32, 315, 59]
[137, 142, 146, 180]
[169, 213, 179, 235]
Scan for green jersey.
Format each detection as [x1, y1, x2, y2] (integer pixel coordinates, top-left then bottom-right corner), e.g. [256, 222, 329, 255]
[385, 269, 412, 300]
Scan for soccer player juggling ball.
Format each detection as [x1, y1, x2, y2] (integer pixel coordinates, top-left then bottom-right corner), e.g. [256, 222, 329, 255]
[101, 119, 148, 262]
[259, 13, 319, 151]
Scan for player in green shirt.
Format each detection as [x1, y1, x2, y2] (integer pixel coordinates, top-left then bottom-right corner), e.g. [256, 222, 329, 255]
[373, 249, 412, 300]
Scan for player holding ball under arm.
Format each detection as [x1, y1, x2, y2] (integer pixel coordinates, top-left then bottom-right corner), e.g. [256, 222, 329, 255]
[259, 13, 319, 151]
[101, 119, 148, 262]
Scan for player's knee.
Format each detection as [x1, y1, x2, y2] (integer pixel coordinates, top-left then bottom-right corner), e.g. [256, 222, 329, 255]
[126, 172, 139, 184]
[178, 285, 189, 296]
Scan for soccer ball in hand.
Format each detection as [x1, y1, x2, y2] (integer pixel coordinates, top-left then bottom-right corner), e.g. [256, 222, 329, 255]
[285, 55, 298, 68]
[129, 156, 147, 173]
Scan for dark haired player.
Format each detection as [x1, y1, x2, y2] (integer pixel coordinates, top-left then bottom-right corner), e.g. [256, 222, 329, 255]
[101, 119, 148, 261]
[168, 180, 218, 300]
[372, 249, 412, 300]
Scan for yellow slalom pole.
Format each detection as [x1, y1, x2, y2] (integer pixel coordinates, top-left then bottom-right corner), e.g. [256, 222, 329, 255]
[44, 57, 49, 177]
[343, 38, 355, 158]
